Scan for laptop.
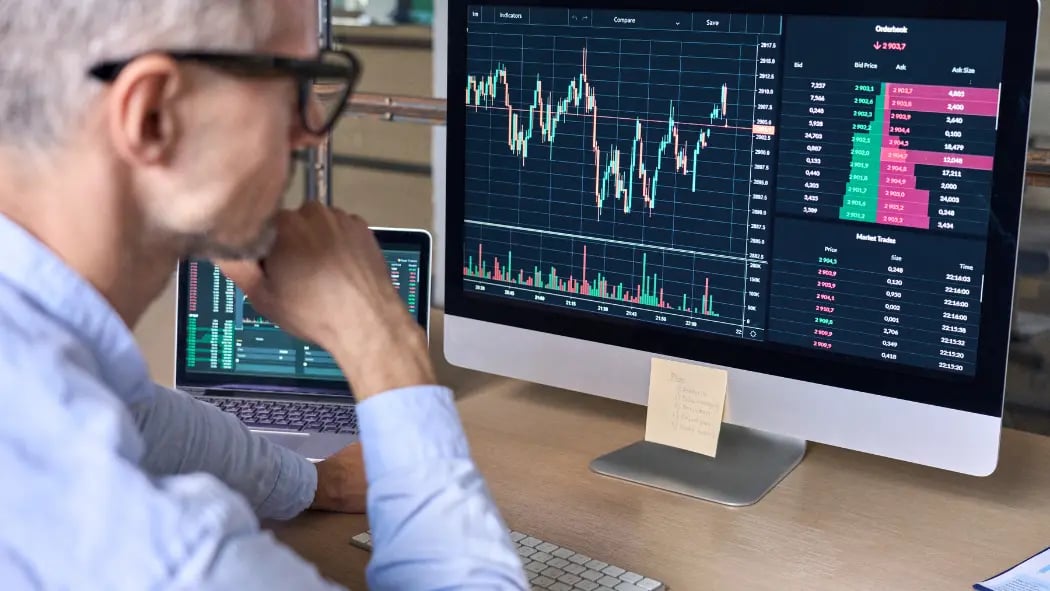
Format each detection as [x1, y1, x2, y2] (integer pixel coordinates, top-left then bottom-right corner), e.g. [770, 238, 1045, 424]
[173, 227, 432, 460]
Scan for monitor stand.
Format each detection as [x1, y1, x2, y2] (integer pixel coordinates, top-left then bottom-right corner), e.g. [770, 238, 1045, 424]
[589, 424, 807, 506]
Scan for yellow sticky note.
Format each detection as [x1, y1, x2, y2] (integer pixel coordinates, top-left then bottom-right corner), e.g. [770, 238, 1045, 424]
[644, 358, 728, 457]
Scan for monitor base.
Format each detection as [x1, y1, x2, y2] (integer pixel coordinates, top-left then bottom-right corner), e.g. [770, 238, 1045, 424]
[589, 424, 807, 506]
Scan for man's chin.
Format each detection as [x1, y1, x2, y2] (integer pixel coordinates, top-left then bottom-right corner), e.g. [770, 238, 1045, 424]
[185, 225, 277, 261]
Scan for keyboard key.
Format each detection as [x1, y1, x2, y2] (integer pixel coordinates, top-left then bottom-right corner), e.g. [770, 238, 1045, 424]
[637, 579, 662, 591]
[525, 561, 547, 573]
[541, 567, 565, 579]
[558, 573, 582, 586]
[521, 537, 542, 548]
[569, 554, 591, 565]
[531, 552, 553, 564]
[619, 572, 643, 584]
[564, 563, 586, 576]
[550, 583, 572, 591]
[510, 532, 527, 542]
[586, 560, 608, 571]
[548, 558, 570, 569]
[553, 548, 575, 559]
[518, 547, 537, 559]
[598, 576, 621, 587]
[574, 581, 599, 591]
[580, 570, 603, 582]
[602, 566, 625, 577]
[532, 575, 555, 587]
[613, 583, 644, 591]
[536, 542, 559, 554]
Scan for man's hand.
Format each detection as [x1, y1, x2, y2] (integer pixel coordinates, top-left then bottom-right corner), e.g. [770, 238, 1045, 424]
[311, 443, 367, 513]
[218, 202, 435, 401]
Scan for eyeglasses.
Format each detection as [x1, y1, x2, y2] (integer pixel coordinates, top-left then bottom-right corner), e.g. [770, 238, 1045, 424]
[88, 48, 361, 136]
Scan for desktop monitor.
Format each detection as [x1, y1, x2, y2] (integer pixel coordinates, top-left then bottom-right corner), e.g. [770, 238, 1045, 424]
[442, 0, 1040, 502]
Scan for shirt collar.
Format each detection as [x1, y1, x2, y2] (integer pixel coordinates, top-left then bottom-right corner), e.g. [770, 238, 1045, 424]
[0, 213, 153, 404]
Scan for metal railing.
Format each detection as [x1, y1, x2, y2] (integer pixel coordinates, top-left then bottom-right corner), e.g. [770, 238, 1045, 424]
[343, 92, 447, 125]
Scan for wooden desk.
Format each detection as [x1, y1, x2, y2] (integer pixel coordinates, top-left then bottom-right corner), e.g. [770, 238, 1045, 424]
[270, 312, 1050, 590]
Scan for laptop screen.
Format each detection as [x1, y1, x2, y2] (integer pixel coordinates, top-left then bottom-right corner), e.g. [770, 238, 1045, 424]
[177, 237, 428, 388]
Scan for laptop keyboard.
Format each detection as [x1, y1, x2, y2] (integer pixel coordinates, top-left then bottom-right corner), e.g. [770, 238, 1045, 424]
[197, 396, 358, 434]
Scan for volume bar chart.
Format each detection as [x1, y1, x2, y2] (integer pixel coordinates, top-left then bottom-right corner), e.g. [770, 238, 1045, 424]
[466, 243, 718, 315]
[462, 223, 765, 337]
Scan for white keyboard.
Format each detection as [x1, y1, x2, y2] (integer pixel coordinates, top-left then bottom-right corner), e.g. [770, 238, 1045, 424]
[350, 529, 666, 591]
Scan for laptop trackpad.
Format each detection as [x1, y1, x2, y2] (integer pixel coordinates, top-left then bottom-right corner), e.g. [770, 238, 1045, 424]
[252, 430, 355, 461]
[255, 431, 310, 453]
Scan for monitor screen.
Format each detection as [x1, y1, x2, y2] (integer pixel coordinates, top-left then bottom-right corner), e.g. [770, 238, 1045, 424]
[180, 246, 424, 383]
[450, 3, 1030, 416]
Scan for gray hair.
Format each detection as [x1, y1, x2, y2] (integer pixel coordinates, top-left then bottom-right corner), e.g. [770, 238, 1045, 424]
[0, 1, 276, 154]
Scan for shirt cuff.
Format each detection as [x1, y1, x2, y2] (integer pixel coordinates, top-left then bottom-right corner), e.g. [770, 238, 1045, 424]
[355, 385, 469, 483]
[255, 443, 318, 520]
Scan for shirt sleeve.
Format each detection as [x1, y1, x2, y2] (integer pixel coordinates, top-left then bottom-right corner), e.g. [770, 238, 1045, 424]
[131, 384, 317, 521]
[357, 386, 528, 591]
[0, 342, 349, 591]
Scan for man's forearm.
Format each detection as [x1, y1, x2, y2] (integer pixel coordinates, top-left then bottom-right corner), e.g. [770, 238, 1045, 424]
[132, 384, 317, 520]
[357, 386, 529, 590]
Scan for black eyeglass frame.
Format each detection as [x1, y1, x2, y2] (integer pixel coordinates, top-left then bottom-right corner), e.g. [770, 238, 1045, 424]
[88, 49, 361, 136]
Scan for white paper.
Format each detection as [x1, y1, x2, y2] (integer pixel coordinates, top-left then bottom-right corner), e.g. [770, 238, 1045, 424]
[977, 547, 1050, 591]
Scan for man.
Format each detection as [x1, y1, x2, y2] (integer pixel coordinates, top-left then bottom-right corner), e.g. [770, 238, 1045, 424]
[0, 1, 527, 589]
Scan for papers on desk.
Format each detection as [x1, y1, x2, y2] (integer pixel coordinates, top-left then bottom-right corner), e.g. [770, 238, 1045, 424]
[976, 546, 1050, 591]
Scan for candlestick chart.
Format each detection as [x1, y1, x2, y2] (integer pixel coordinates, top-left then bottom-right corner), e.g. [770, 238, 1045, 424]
[463, 31, 766, 252]
[466, 49, 726, 219]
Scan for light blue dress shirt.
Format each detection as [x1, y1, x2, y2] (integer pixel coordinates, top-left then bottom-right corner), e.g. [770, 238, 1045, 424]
[0, 213, 527, 590]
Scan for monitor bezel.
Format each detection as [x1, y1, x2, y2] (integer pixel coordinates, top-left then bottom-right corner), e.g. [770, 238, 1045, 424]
[443, 0, 1038, 417]
[174, 227, 432, 395]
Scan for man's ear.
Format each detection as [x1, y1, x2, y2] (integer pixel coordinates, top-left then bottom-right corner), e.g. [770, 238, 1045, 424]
[104, 54, 183, 166]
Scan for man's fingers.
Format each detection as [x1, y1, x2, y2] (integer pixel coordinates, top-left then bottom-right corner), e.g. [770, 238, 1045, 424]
[217, 259, 267, 299]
